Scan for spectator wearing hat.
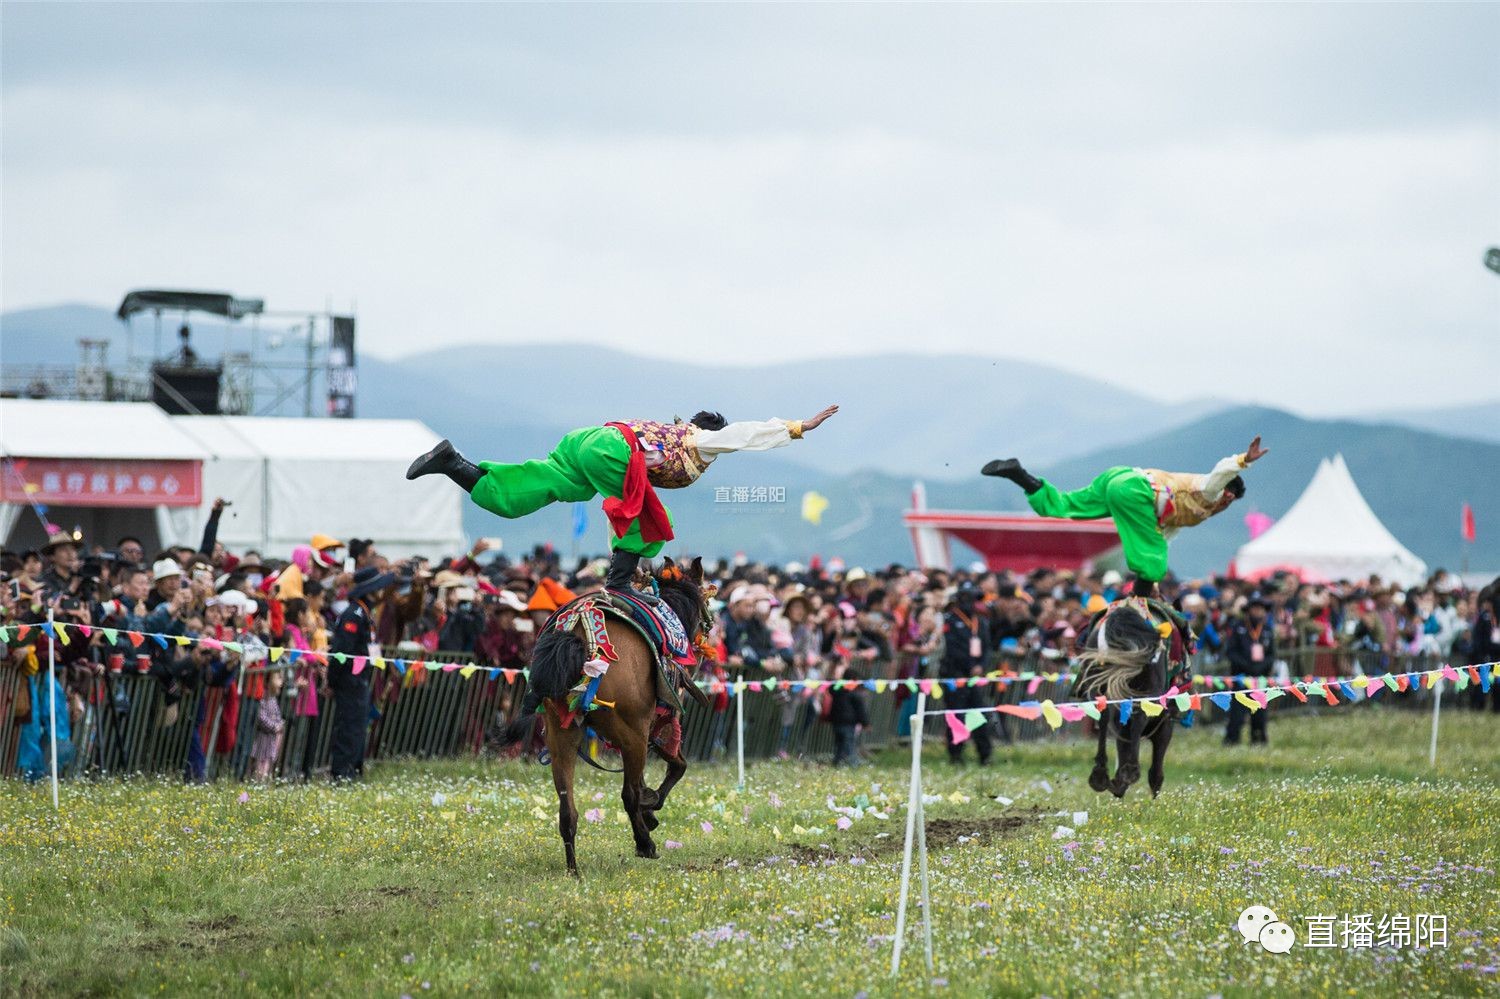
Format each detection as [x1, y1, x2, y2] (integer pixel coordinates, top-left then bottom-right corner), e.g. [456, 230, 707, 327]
[1224, 594, 1275, 746]
[327, 565, 394, 781]
[940, 582, 994, 765]
[38, 533, 82, 601]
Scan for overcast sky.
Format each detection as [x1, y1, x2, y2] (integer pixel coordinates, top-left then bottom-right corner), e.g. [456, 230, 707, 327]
[3, 3, 1497, 414]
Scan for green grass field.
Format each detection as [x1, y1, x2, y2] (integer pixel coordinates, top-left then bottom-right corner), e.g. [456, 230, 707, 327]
[3, 706, 1499, 997]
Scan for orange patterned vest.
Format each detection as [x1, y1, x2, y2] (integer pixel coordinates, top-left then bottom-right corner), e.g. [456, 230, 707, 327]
[622, 419, 708, 489]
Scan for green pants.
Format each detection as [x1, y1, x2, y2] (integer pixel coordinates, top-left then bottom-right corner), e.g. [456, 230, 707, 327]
[469, 426, 673, 557]
[1026, 466, 1168, 581]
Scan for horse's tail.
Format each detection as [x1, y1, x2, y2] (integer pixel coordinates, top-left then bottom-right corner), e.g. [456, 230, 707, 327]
[530, 627, 588, 699]
[494, 629, 587, 748]
[1075, 606, 1162, 702]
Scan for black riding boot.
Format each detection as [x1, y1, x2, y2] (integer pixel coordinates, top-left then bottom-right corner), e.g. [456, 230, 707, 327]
[405, 439, 482, 492]
[980, 458, 1043, 494]
[605, 550, 640, 591]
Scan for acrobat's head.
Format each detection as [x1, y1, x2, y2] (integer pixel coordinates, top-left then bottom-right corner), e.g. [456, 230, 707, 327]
[1214, 476, 1246, 515]
[689, 411, 727, 430]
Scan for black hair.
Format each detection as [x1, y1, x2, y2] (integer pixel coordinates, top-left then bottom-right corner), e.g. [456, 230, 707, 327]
[116, 536, 143, 549]
[691, 411, 727, 431]
[1225, 476, 1246, 499]
[348, 538, 372, 559]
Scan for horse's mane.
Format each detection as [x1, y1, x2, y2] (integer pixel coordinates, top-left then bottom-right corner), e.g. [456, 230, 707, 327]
[1075, 604, 1165, 702]
[654, 568, 706, 642]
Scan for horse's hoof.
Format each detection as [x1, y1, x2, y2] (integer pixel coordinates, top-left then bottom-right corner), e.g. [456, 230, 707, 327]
[638, 787, 660, 809]
[1088, 767, 1110, 792]
[637, 847, 659, 860]
[643, 811, 659, 831]
[567, 866, 581, 879]
[1110, 782, 1130, 799]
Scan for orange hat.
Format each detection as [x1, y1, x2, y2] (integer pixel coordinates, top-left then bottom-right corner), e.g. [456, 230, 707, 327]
[526, 577, 577, 612]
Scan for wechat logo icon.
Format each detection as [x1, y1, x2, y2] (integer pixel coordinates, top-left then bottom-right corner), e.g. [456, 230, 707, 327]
[1237, 905, 1295, 953]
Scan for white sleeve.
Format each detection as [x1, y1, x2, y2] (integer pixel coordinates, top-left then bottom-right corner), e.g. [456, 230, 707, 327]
[694, 419, 794, 456]
[1199, 453, 1247, 502]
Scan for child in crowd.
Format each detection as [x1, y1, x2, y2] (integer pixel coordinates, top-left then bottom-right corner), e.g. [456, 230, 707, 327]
[249, 667, 287, 780]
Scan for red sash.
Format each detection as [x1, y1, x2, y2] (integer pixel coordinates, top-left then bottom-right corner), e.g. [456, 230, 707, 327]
[602, 422, 674, 544]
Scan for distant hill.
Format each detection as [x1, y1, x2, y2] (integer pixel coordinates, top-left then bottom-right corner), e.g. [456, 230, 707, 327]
[1036, 406, 1500, 577]
[442, 406, 1499, 578]
[1365, 401, 1500, 446]
[1, 303, 1224, 474]
[5, 305, 1495, 577]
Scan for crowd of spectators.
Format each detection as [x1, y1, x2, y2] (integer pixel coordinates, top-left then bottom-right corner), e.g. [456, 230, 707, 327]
[3, 496, 1497, 781]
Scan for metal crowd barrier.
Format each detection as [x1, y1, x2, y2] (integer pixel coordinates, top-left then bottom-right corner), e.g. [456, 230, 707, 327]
[1, 646, 1446, 782]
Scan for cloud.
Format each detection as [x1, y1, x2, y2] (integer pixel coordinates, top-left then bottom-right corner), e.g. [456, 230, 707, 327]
[2, 5, 1497, 415]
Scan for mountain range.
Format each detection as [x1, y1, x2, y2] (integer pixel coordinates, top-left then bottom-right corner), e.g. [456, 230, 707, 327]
[3, 303, 1497, 575]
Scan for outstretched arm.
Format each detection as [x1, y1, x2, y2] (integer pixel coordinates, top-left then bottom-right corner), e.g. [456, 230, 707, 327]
[694, 404, 840, 456]
[1201, 436, 1268, 501]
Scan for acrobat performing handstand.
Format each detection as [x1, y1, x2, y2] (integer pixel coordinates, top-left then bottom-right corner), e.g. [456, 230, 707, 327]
[407, 406, 839, 590]
[982, 436, 1270, 595]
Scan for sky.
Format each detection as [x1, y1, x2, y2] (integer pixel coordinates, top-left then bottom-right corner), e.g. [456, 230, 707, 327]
[2, 3, 1497, 415]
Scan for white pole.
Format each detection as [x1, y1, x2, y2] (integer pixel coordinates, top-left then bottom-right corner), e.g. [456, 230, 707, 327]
[891, 691, 927, 976]
[735, 673, 746, 790]
[918, 775, 933, 972]
[1428, 676, 1443, 767]
[47, 607, 59, 810]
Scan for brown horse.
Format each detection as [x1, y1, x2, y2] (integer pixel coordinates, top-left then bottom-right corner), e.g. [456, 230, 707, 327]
[503, 557, 711, 875]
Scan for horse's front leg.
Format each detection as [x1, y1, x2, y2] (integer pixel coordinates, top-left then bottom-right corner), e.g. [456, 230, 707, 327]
[1088, 708, 1111, 793]
[1148, 719, 1173, 798]
[642, 748, 688, 832]
[617, 732, 657, 859]
[1110, 708, 1145, 798]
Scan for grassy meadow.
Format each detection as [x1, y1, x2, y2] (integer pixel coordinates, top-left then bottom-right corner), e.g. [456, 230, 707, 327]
[2, 705, 1498, 997]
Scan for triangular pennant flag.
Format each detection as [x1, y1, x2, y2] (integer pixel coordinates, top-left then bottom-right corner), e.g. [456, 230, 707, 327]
[333, 653, 347, 664]
[102, 628, 118, 645]
[78, 625, 92, 639]
[1058, 704, 1087, 722]
[963, 709, 987, 731]
[1209, 692, 1231, 710]
[488, 668, 500, 679]
[1173, 694, 1192, 712]
[946, 712, 972, 745]
[224, 642, 243, 655]
[1287, 685, 1307, 703]
[0, 626, 9, 643]
[1234, 691, 1258, 711]
[459, 665, 478, 679]
[1249, 689, 1269, 708]
[269, 647, 284, 663]
[17, 624, 33, 642]
[1082, 703, 1100, 720]
[1140, 700, 1164, 717]
[125, 630, 142, 647]
[1118, 700, 1133, 724]
[175, 635, 191, 647]
[1338, 681, 1357, 701]
[997, 703, 1043, 720]
[351, 656, 367, 675]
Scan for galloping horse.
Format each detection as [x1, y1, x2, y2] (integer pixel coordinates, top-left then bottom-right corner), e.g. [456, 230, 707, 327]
[1072, 598, 1193, 799]
[504, 557, 712, 875]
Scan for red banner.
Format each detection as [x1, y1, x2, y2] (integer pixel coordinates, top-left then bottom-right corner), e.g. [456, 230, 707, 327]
[1, 458, 202, 508]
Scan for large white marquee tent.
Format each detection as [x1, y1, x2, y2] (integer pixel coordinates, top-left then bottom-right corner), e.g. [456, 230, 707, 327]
[0, 399, 464, 559]
[1234, 453, 1428, 586]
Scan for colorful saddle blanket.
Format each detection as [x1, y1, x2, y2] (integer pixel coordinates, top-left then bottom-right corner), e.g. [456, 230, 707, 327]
[547, 590, 696, 717]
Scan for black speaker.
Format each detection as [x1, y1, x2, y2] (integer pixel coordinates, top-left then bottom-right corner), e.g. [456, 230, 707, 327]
[151, 363, 222, 415]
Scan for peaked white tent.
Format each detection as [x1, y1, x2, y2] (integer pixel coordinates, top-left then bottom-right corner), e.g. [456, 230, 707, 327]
[1234, 454, 1427, 586]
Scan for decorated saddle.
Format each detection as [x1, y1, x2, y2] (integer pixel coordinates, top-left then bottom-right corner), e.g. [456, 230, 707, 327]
[545, 589, 699, 720]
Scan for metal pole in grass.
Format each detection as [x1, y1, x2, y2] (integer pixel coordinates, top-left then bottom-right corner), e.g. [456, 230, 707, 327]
[47, 607, 59, 810]
[891, 691, 927, 975]
[735, 672, 746, 789]
[1429, 674, 1443, 767]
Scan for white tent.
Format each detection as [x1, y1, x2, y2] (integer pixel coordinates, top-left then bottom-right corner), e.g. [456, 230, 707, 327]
[173, 415, 465, 560]
[0, 400, 464, 560]
[0, 399, 210, 551]
[1234, 454, 1427, 586]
